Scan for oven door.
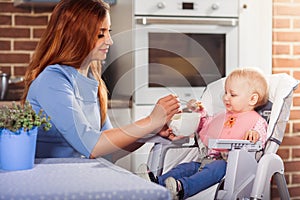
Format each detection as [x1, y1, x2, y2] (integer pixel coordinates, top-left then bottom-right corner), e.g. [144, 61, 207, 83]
[134, 17, 238, 105]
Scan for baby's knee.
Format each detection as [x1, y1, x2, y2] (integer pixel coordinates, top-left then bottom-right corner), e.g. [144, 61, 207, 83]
[206, 160, 227, 178]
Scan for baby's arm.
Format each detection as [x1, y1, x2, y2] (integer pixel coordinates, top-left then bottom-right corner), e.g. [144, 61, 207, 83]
[243, 117, 268, 146]
[186, 99, 209, 133]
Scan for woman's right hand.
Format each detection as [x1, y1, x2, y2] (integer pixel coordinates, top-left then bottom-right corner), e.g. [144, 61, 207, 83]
[149, 94, 180, 130]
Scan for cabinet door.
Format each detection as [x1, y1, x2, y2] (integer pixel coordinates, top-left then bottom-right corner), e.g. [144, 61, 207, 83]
[239, 0, 272, 74]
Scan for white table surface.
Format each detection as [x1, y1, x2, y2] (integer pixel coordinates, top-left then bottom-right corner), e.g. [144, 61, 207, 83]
[0, 157, 171, 200]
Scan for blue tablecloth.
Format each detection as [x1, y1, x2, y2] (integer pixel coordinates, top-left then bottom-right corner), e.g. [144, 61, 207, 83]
[0, 158, 171, 200]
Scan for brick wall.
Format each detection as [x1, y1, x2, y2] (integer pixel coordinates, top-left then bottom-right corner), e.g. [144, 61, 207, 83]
[0, 0, 53, 77]
[0, 0, 53, 100]
[272, 0, 300, 199]
[0, 0, 300, 198]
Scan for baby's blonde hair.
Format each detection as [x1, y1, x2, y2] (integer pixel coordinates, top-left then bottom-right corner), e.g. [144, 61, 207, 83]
[225, 68, 269, 107]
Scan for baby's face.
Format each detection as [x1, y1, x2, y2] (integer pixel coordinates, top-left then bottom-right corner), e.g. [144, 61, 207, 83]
[222, 78, 254, 113]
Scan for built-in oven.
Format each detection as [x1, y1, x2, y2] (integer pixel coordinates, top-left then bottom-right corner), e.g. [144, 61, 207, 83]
[133, 0, 240, 119]
[130, 0, 240, 172]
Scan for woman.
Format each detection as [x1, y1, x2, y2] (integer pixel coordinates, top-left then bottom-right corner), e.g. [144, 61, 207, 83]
[21, 0, 180, 159]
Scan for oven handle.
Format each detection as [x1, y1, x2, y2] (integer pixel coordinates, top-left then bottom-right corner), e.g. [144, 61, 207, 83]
[135, 17, 238, 26]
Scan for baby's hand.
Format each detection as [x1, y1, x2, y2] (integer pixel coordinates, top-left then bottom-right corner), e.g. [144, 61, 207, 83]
[243, 130, 260, 143]
[187, 99, 204, 112]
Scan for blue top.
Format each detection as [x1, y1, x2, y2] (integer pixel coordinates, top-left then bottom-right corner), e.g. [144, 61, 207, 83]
[26, 64, 113, 158]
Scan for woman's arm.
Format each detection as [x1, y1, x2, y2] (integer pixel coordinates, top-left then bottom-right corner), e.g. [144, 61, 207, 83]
[91, 94, 180, 157]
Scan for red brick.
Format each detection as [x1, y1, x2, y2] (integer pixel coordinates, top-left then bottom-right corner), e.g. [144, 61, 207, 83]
[294, 88, 300, 96]
[33, 28, 46, 38]
[272, 44, 290, 55]
[14, 66, 27, 76]
[273, 32, 300, 42]
[0, 40, 10, 50]
[277, 148, 290, 160]
[289, 110, 300, 120]
[273, 4, 300, 16]
[0, 15, 11, 25]
[294, 97, 300, 107]
[15, 15, 48, 26]
[284, 160, 300, 172]
[0, 28, 30, 38]
[0, 53, 30, 64]
[0, 66, 12, 75]
[271, 70, 290, 75]
[295, 19, 300, 29]
[292, 148, 300, 159]
[294, 45, 300, 55]
[293, 122, 300, 133]
[273, 0, 293, 2]
[293, 71, 300, 79]
[281, 136, 300, 146]
[273, 18, 290, 29]
[292, 173, 300, 184]
[0, 2, 31, 13]
[33, 7, 55, 13]
[14, 41, 38, 51]
[272, 58, 300, 68]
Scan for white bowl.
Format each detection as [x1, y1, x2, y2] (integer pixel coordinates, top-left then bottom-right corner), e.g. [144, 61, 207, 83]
[168, 113, 201, 136]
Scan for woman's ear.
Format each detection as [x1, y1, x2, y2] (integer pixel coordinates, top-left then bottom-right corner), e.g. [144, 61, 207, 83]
[249, 93, 259, 106]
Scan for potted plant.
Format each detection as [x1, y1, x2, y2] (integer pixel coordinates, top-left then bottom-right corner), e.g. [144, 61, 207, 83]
[0, 101, 51, 171]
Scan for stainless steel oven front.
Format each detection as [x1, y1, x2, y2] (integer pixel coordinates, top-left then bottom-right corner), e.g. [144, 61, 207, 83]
[133, 0, 239, 106]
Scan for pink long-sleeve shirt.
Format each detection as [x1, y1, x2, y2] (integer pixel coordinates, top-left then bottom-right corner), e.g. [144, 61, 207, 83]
[199, 110, 268, 148]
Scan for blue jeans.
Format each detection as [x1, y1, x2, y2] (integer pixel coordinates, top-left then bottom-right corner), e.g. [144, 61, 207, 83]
[157, 160, 227, 199]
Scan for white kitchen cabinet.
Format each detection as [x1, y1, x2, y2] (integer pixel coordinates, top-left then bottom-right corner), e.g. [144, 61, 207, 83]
[239, 0, 272, 74]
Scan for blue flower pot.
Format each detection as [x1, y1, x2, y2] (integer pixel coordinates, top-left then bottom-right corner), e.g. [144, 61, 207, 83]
[0, 127, 37, 171]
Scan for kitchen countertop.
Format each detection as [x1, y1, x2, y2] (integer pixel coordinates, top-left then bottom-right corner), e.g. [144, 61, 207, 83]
[108, 99, 132, 108]
[0, 99, 132, 109]
[0, 101, 19, 107]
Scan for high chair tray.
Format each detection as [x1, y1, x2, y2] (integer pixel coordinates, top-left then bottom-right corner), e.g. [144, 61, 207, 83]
[208, 139, 262, 150]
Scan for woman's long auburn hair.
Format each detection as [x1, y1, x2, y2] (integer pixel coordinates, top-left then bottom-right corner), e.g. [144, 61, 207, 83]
[21, 0, 109, 126]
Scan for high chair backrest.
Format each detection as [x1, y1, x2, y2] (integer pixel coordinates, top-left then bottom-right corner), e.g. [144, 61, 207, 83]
[200, 73, 299, 154]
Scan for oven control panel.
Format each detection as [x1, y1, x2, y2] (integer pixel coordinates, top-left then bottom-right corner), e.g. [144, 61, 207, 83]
[134, 0, 239, 17]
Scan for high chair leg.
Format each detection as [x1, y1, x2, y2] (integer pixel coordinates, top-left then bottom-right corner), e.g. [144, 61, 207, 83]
[250, 153, 288, 200]
[273, 172, 290, 200]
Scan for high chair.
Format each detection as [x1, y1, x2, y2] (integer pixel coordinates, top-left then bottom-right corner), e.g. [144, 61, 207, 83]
[145, 73, 299, 200]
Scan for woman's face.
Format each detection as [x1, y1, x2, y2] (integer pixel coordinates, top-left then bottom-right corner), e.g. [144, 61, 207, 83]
[92, 13, 113, 60]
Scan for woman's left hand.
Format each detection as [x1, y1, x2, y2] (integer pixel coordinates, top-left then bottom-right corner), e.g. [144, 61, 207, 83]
[158, 125, 185, 141]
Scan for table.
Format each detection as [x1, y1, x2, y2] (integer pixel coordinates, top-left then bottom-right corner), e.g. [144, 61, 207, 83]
[0, 158, 171, 200]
